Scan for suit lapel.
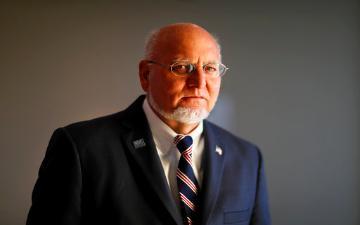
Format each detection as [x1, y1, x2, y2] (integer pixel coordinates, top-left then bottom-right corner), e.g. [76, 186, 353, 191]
[119, 96, 182, 225]
[117, 96, 226, 225]
[199, 121, 226, 225]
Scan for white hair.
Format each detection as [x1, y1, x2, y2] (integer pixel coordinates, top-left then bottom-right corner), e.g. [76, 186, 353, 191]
[148, 95, 209, 124]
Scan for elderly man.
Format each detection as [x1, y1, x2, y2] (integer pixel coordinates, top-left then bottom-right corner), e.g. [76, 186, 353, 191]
[27, 23, 271, 225]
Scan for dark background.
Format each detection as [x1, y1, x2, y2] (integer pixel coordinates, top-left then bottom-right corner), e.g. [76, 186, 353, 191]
[0, 0, 359, 225]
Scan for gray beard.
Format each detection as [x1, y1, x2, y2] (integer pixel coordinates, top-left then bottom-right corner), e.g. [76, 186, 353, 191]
[148, 96, 209, 124]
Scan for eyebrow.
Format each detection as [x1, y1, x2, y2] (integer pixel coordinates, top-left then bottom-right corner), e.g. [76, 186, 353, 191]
[171, 58, 220, 64]
[171, 58, 191, 63]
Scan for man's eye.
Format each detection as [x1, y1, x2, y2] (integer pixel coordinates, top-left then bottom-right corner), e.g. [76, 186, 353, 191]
[204, 64, 218, 73]
[172, 64, 191, 74]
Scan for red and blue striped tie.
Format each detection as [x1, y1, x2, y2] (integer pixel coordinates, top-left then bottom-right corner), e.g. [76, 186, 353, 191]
[174, 135, 200, 225]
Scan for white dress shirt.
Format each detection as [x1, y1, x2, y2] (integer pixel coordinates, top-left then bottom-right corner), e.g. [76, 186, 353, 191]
[142, 98, 205, 207]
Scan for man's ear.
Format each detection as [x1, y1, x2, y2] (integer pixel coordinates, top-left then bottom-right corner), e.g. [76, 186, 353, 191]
[139, 60, 150, 92]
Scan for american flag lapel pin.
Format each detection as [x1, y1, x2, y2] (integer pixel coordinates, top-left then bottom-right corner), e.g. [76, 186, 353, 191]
[215, 146, 223, 156]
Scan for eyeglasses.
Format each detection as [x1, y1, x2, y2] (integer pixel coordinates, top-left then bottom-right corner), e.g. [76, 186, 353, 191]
[146, 60, 228, 77]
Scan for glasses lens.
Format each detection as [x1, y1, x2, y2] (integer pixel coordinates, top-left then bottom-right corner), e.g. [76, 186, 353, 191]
[203, 63, 228, 77]
[203, 63, 219, 76]
[170, 61, 228, 77]
[171, 62, 193, 75]
[218, 64, 228, 77]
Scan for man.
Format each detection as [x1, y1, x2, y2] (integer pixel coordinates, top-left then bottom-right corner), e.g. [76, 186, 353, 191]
[27, 23, 271, 225]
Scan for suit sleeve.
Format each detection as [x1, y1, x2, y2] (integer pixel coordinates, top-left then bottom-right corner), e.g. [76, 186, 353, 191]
[27, 128, 82, 225]
[250, 148, 272, 225]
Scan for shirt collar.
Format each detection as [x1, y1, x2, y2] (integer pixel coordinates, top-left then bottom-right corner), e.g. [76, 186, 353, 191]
[142, 97, 203, 156]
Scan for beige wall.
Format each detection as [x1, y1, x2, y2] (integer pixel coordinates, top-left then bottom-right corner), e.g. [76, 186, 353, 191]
[0, 1, 359, 225]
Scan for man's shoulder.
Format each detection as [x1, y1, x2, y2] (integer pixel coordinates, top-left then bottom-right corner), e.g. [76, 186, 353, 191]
[61, 96, 146, 138]
[52, 111, 125, 147]
[65, 111, 123, 133]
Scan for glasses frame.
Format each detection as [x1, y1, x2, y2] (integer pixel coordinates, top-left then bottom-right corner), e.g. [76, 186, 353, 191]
[146, 60, 228, 77]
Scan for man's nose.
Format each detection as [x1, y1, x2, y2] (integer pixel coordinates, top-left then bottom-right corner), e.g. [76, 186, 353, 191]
[188, 67, 206, 88]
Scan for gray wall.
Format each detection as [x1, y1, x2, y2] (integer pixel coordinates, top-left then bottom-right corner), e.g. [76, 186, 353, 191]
[0, 1, 359, 225]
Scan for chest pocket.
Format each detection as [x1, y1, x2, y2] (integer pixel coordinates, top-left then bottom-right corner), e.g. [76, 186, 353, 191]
[224, 209, 251, 224]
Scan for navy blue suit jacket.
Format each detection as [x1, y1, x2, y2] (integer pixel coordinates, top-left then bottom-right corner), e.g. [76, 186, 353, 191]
[27, 95, 271, 225]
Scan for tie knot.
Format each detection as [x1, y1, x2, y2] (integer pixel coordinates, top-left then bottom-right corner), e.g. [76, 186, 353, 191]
[174, 135, 193, 154]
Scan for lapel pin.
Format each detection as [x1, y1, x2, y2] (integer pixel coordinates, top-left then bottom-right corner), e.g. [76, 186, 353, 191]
[215, 146, 223, 156]
[133, 138, 146, 149]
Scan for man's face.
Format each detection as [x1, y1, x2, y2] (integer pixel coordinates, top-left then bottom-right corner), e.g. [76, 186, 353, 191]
[139, 26, 222, 123]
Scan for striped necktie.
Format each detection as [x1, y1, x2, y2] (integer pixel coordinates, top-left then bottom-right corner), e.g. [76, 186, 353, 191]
[174, 135, 200, 225]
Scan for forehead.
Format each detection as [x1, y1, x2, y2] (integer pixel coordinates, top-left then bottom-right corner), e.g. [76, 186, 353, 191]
[152, 26, 221, 63]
